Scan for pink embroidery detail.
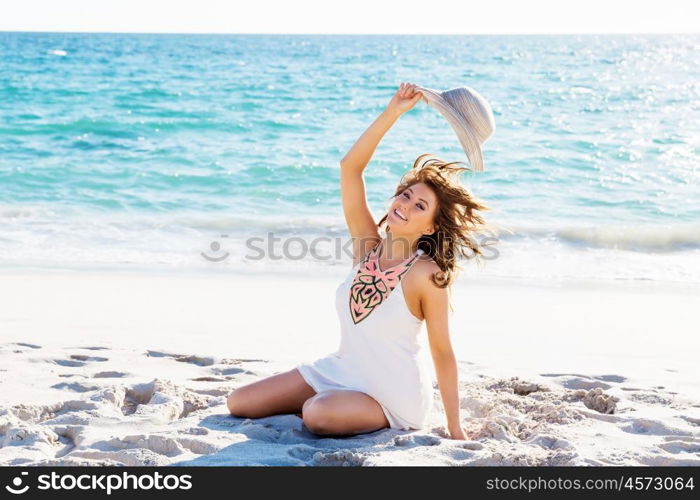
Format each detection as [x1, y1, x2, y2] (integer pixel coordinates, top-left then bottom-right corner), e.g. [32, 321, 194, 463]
[349, 241, 421, 324]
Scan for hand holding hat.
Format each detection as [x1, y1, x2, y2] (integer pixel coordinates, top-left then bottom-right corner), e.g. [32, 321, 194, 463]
[387, 82, 424, 116]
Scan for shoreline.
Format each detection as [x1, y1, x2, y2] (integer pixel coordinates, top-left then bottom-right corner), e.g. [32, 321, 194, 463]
[1, 260, 699, 290]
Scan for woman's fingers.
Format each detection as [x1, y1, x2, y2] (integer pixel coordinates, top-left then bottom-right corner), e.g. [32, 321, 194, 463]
[397, 82, 419, 100]
[404, 82, 417, 97]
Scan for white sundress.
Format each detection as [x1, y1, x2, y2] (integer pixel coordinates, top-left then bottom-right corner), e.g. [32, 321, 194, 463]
[295, 238, 435, 430]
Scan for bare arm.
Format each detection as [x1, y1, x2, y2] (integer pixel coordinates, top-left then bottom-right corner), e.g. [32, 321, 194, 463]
[340, 83, 423, 263]
[422, 276, 467, 440]
[340, 108, 399, 262]
[340, 107, 401, 175]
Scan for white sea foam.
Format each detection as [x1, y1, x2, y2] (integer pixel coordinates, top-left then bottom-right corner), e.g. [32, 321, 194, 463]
[1, 211, 699, 284]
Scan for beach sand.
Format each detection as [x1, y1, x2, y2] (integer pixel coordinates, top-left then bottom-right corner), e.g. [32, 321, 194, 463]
[1, 268, 699, 466]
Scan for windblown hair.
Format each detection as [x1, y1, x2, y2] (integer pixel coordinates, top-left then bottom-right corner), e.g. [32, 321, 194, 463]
[377, 153, 497, 291]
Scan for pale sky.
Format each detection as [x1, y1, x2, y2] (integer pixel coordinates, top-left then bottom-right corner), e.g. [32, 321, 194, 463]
[0, 0, 698, 34]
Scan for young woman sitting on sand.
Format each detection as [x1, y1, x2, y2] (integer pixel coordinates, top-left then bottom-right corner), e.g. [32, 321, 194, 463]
[227, 82, 495, 440]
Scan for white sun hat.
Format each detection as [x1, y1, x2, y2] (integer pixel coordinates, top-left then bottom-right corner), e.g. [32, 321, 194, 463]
[414, 85, 496, 172]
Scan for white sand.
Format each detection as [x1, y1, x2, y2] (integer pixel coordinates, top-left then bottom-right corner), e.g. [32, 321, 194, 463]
[1, 268, 699, 466]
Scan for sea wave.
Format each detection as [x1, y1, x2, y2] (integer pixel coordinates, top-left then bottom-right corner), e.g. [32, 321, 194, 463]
[500, 222, 700, 252]
[2, 205, 699, 252]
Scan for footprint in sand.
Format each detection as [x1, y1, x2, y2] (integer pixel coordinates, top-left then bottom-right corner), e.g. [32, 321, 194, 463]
[145, 351, 262, 378]
[211, 367, 246, 376]
[393, 434, 441, 447]
[15, 342, 42, 349]
[145, 350, 215, 367]
[459, 441, 484, 450]
[189, 388, 229, 397]
[70, 354, 108, 362]
[524, 434, 575, 450]
[222, 419, 281, 441]
[540, 374, 613, 391]
[680, 415, 700, 426]
[221, 358, 267, 363]
[51, 382, 101, 393]
[145, 352, 264, 383]
[620, 418, 687, 436]
[594, 375, 626, 383]
[93, 371, 127, 378]
[54, 359, 86, 367]
[54, 354, 109, 367]
[658, 437, 700, 454]
[93, 433, 220, 459]
[119, 380, 211, 419]
[287, 445, 321, 461]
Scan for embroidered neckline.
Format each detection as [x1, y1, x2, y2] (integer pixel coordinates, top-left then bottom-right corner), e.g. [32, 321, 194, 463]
[348, 240, 423, 325]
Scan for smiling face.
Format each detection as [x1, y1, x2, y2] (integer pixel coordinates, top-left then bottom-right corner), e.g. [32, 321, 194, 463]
[387, 182, 439, 238]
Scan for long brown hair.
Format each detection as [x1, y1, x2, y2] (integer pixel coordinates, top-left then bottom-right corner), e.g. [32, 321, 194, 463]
[377, 153, 497, 290]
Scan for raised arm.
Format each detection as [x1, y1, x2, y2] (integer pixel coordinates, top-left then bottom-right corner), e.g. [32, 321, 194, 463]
[339, 82, 423, 264]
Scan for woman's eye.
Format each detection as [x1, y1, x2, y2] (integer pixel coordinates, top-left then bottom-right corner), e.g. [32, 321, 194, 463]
[417, 204, 424, 210]
[402, 192, 409, 198]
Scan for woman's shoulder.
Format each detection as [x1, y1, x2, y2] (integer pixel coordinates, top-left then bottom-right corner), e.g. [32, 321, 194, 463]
[407, 255, 442, 288]
[414, 253, 440, 271]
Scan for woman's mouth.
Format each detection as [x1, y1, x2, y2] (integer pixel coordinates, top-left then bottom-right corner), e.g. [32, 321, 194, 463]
[393, 208, 407, 221]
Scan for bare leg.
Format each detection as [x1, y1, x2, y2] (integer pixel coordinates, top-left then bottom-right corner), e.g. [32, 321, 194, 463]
[227, 368, 316, 419]
[302, 390, 391, 436]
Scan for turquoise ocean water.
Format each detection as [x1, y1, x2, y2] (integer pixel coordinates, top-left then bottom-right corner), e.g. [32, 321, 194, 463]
[1, 33, 699, 282]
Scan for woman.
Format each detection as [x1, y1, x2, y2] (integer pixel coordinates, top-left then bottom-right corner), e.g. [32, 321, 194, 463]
[227, 82, 495, 441]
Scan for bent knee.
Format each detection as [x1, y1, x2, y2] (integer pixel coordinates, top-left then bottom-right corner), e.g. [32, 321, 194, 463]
[302, 399, 339, 435]
[227, 388, 259, 418]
